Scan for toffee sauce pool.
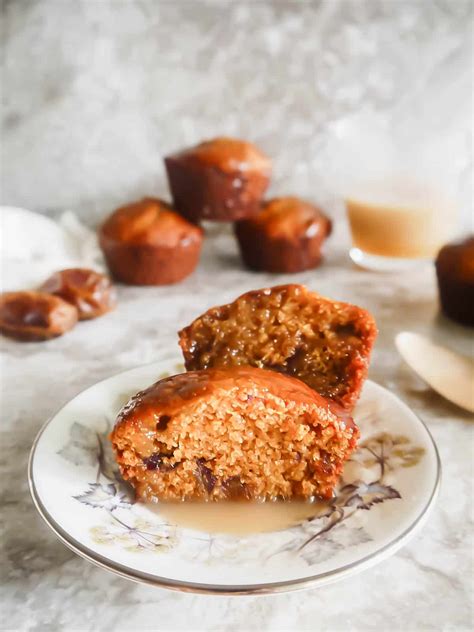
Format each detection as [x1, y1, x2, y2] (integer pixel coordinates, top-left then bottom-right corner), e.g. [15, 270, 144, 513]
[147, 500, 331, 535]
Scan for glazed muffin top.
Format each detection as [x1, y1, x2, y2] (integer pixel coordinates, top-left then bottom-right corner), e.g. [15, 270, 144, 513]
[436, 236, 474, 283]
[100, 198, 202, 247]
[115, 366, 354, 430]
[242, 197, 332, 240]
[167, 137, 271, 175]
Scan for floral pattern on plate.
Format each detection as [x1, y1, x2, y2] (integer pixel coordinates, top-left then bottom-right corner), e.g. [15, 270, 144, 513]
[60, 411, 424, 565]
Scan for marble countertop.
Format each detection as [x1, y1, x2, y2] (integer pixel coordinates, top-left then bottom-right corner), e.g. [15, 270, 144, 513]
[1, 1, 472, 631]
[2, 223, 473, 631]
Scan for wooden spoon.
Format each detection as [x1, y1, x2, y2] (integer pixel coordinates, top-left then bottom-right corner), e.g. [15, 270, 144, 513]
[396, 332, 474, 413]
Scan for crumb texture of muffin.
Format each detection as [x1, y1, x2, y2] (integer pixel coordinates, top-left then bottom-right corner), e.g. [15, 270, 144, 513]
[164, 137, 271, 222]
[435, 235, 474, 327]
[99, 197, 203, 285]
[40, 268, 116, 320]
[235, 196, 332, 273]
[110, 367, 359, 502]
[179, 284, 377, 410]
[0, 291, 78, 341]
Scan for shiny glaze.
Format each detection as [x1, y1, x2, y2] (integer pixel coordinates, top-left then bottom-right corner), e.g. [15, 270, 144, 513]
[0, 291, 78, 341]
[100, 198, 203, 247]
[167, 137, 271, 175]
[116, 365, 355, 432]
[244, 197, 332, 240]
[40, 268, 116, 320]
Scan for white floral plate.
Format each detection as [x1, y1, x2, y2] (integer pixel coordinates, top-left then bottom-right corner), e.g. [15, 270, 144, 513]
[29, 357, 440, 595]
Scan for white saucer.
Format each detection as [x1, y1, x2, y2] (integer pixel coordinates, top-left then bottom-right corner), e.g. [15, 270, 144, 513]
[29, 357, 440, 594]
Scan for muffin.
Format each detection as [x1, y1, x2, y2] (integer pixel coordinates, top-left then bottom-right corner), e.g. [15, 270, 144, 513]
[179, 284, 377, 410]
[235, 196, 332, 273]
[40, 268, 116, 320]
[435, 235, 474, 326]
[0, 291, 78, 341]
[110, 366, 359, 502]
[164, 137, 271, 222]
[99, 198, 203, 285]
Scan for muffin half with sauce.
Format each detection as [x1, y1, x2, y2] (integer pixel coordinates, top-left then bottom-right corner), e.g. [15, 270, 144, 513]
[110, 367, 358, 502]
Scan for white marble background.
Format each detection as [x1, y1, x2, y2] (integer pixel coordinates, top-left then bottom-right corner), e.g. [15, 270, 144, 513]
[1, 0, 472, 224]
[1, 1, 473, 631]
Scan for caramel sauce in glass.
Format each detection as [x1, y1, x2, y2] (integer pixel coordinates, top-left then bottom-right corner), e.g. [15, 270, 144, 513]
[346, 184, 456, 260]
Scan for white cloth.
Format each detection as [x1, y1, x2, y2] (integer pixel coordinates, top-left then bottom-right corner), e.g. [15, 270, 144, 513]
[0, 206, 104, 292]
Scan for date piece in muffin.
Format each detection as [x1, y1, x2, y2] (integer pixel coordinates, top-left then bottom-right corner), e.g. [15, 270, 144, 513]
[235, 196, 332, 273]
[110, 366, 359, 502]
[0, 291, 78, 341]
[99, 198, 203, 285]
[164, 137, 271, 222]
[435, 235, 474, 327]
[40, 268, 116, 320]
[179, 284, 377, 410]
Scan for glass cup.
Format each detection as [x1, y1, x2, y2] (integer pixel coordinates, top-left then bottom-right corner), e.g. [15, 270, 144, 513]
[320, 110, 464, 272]
[345, 179, 458, 271]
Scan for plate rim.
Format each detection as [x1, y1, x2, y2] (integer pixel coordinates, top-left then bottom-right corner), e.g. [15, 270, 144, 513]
[28, 362, 442, 595]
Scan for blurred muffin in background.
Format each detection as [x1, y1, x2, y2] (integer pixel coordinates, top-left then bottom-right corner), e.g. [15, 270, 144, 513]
[164, 137, 271, 223]
[235, 197, 331, 273]
[99, 198, 203, 285]
[435, 235, 474, 327]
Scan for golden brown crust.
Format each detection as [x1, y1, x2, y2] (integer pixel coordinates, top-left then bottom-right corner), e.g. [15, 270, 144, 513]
[100, 198, 202, 247]
[167, 137, 271, 175]
[235, 197, 332, 273]
[0, 291, 78, 341]
[116, 366, 354, 429]
[179, 284, 377, 410]
[111, 366, 359, 502]
[39, 268, 116, 320]
[164, 137, 271, 222]
[98, 198, 203, 285]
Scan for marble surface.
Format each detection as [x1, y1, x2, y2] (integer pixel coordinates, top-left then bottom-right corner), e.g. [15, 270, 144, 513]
[2, 223, 473, 631]
[1, 1, 473, 631]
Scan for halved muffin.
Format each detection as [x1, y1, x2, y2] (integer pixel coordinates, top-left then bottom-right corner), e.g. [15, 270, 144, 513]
[110, 367, 358, 502]
[179, 284, 377, 410]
